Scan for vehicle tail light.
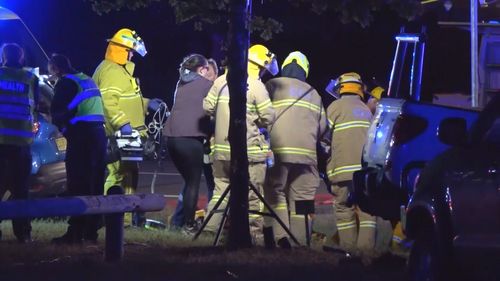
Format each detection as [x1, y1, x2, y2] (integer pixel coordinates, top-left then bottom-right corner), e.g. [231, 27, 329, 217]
[32, 121, 40, 134]
[392, 114, 428, 146]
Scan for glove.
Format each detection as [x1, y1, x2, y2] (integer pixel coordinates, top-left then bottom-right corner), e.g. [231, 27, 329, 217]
[120, 123, 133, 136]
[148, 98, 164, 112]
[259, 128, 270, 140]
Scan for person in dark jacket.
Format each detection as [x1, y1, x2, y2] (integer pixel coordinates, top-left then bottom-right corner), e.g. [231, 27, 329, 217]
[164, 54, 213, 234]
[0, 43, 38, 243]
[48, 54, 107, 244]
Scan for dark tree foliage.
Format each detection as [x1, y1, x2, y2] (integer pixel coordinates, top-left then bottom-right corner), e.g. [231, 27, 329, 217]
[87, 0, 422, 40]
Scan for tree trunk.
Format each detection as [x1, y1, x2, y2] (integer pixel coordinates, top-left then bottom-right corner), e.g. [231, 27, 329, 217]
[226, 0, 252, 249]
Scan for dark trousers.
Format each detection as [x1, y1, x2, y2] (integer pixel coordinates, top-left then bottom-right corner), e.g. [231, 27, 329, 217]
[171, 163, 215, 227]
[65, 122, 106, 238]
[167, 137, 204, 227]
[0, 144, 32, 240]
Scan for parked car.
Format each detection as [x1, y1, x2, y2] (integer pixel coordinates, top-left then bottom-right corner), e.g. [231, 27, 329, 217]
[406, 95, 500, 281]
[29, 83, 67, 197]
[0, 6, 66, 197]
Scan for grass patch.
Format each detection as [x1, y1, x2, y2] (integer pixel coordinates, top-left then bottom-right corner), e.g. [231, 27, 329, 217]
[0, 216, 409, 281]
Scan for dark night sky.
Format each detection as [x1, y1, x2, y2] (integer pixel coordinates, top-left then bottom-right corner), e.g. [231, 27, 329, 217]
[3, 0, 496, 107]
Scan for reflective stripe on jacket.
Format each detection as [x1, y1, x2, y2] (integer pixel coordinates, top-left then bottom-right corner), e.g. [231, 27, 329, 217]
[265, 77, 327, 165]
[203, 74, 275, 163]
[92, 60, 148, 136]
[65, 73, 105, 125]
[326, 95, 372, 183]
[0, 67, 36, 145]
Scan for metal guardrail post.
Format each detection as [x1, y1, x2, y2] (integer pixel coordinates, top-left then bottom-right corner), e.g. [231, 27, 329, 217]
[0, 192, 166, 262]
[105, 186, 125, 262]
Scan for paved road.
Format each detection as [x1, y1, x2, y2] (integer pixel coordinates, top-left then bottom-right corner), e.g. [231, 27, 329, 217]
[137, 157, 337, 235]
[137, 157, 334, 210]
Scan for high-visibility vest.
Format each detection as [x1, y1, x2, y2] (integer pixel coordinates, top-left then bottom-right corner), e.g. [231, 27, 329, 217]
[0, 67, 36, 145]
[64, 73, 105, 125]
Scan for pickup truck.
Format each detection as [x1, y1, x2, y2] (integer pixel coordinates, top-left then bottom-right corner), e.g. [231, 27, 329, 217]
[352, 98, 478, 220]
[352, 31, 479, 220]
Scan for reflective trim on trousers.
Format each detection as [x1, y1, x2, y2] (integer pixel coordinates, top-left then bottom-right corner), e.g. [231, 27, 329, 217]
[290, 212, 303, 218]
[337, 221, 357, 231]
[392, 236, 403, 243]
[213, 144, 268, 155]
[327, 164, 362, 178]
[272, 147, 316, 157]
[210, 195, 229, 204]
[359, 221, 377, 228]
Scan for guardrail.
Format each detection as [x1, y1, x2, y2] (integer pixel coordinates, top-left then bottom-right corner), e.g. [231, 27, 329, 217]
[0, 186, 166, 262]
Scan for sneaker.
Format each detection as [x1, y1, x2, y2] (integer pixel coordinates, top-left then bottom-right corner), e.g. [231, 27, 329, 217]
[181, 224, 199, 237]
[144, 219, 167, 230]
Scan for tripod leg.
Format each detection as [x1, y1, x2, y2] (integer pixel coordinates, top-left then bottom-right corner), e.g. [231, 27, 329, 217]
[150, 170, 157, 194]
[305, 214, 310, 247]
[150, 143, 164, 194]
[193, 185, 231, 240]
[249, 185, 301, 246]
[214, 204, 230, 246]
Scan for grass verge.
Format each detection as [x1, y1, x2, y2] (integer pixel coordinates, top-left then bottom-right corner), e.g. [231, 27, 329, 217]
[0, 220, 408, 281]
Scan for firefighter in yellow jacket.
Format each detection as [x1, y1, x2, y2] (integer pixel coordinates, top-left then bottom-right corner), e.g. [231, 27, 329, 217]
[203, 44, 276, 237]
[326, 72, 375, 254]
[92, 28, 161, 225]
[263, 51, 328, 247]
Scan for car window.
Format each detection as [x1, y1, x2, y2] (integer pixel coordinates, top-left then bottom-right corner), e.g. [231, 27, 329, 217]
[0, 15, 48, 73]
[470, 95, 500, 144]
[483, 118, 500, 145]
[37, 82, 53, 115]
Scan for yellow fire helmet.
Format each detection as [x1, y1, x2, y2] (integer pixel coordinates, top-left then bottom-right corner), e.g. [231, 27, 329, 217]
[369, 86, 385, 100]
[107, 28, 147, 57]
[334, 72, 365, 98]
[248, 44, 279, 76]
[282, 51, 310, 78]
